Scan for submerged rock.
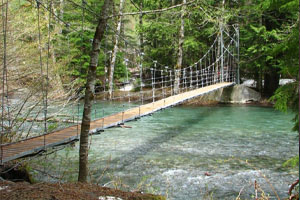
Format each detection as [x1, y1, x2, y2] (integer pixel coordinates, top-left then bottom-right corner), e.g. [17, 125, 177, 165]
[185, 85, 261, 105]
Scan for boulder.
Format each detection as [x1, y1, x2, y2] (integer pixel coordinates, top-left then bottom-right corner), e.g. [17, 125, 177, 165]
[221, 84, 261, 103]
[184, 85, 261, 105]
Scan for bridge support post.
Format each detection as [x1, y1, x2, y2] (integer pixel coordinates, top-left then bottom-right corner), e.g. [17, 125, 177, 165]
[220, 24, 224, 83]
[102, 108, 105, 130]
[170, 70, 173, 96]
[235, 25, 240, 84]
[190, 66, 193, 89]
[102, 117, 104, 130]
[139, 52, 144, 104]
[152, 61, 157, 102]
[122, 104, 125, 123]
[165, 66, 168, 96]
[139, 106, 141, 118]
[161, 70, 164, 98]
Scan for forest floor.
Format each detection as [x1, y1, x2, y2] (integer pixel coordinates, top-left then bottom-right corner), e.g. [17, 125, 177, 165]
[0, 180, 165, 200]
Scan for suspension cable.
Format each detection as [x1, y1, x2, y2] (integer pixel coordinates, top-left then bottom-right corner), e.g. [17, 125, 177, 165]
[36, 1, 46, 139]
[44, 0, 52, 146]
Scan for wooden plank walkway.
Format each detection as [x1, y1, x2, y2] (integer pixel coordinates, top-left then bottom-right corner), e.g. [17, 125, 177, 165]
[0, 82, 234, 164]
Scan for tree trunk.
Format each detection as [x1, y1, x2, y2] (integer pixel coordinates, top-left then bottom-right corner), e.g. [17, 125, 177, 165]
[139, 2, 144, 53]
[263, 67, 280, 97]
[256, 15, 263, 93]
[59, 0, 64, 27]
[174, 0, 186, 94]
[259, 67, 263, 93]
[78, 0, 111, 183]
[108, 0, 125, 100]
[298, 0, 300, 136]
[215, 36, 220, 82]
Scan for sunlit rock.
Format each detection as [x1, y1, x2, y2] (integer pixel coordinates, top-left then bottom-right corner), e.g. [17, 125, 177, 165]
[185, 85, 261, 105]
[221, 85, 261, 103]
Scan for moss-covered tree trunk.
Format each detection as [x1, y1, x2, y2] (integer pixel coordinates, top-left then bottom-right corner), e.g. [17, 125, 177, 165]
[78, 0, 111, 183]
[174, 0, 186, 94]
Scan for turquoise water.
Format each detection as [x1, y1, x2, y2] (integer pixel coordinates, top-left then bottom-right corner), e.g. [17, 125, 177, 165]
[31, 104, 299, 199]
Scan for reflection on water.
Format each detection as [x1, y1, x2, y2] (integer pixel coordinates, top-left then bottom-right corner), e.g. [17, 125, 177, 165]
[31, 104, 299, 199]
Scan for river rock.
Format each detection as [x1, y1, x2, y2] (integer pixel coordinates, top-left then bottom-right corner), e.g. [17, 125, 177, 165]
[119, 83, 134, 91]
[279, 79, 295, 86]
[184, 85, 261, 105]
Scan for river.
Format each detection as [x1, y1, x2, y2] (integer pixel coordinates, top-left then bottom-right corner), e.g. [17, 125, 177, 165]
[31, 103, 299, 199]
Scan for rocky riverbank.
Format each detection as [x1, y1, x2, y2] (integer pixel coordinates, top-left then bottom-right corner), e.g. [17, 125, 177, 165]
[0, 180, 166, 200]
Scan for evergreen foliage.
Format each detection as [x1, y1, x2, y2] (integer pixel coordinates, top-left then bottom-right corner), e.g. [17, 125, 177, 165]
[2, 0, 298, 132]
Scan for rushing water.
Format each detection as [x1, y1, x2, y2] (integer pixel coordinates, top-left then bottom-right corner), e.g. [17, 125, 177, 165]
[31, 103, 298, 199]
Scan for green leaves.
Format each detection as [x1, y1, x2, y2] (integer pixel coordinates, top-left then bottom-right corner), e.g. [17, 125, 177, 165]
[183, 36, 200, 52]
[279, 0, 299, 13]
[140, 0, 219, 70]
[270, 84, 295, 112]
[283, 156, 299, 168]
[270, 82, 299, 132]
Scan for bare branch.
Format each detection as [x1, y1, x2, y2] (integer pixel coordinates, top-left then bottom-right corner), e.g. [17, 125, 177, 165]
[289, 179, 299, 196]
[108, 0, 196, 18]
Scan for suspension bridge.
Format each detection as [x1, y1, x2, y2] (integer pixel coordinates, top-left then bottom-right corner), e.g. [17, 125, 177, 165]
[0, 1, 240, 164]
[1, 82, 235, 164]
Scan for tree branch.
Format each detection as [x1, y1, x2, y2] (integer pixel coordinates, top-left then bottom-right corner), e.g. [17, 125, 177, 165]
[108, 0, 196, 18]
[289, 179, 299, 196]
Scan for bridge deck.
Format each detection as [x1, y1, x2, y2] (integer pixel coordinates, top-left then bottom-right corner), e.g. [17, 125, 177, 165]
[0, 82, 234, 164]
